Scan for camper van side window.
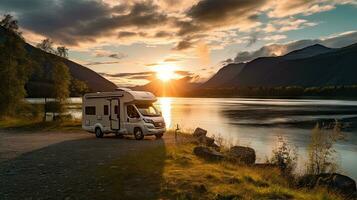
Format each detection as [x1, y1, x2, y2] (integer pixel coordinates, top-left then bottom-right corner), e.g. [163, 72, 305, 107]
[104, 105, 109, 115]
[85, 106, 96, 115]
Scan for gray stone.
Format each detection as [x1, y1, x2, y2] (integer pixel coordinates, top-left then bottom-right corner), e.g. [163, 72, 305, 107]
[298, 173, 356, 197]
[193, 127, 207, 138]
[228, 146, 256, 165]
[193, 146, 224, 161]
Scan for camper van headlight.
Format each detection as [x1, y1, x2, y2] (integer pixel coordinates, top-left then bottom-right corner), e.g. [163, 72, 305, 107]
[143, 118, 155, 124]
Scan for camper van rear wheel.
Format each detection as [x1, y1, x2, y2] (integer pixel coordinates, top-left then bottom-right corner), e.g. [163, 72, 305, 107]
[134, 128, 144, 140]
[95, 127, 103, 138]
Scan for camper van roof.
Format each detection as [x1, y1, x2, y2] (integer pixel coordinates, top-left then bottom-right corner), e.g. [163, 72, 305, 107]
[84, 90, 157, 103]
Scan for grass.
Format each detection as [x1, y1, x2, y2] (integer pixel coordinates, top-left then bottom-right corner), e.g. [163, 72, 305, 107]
[0, 117, 82, 131]
[95, 133, 342, 200]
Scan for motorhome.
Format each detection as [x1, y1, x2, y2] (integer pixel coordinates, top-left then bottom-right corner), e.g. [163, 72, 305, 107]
[82, 88, 166, 140]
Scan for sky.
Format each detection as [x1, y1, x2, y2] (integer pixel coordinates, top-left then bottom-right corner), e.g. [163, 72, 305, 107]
[1, 0, 357, 86]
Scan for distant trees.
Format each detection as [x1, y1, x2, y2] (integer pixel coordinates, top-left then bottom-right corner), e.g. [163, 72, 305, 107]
[0, 15, 32, 117]
[0, 14, 21, 36]
[36, 38, 54, 53]
[37, 38, 69, 58]
[188, 85, 357, 98]
[56, 46, 68, 58]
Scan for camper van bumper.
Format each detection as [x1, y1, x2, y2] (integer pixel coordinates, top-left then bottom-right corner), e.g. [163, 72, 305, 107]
[143, 126, 166, 135]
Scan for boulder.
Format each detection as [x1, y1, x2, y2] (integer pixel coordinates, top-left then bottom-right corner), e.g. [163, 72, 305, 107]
[228, 146, 256, 165]
[193, 127, 207, 138]
[193, 146, 224, 161]
[298, 173, 356, 197]
[197, 135, 215, 146]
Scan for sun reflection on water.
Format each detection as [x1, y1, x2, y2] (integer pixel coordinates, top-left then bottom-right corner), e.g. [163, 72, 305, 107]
[157, 97, 172, 128]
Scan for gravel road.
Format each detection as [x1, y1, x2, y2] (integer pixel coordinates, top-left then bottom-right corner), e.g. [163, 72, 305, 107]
[0, 130, 170, 200]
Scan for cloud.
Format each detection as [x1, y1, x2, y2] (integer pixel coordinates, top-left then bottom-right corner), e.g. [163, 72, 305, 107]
[100, 71, 155, 80]
[163, 58, 180, 62]
[0, 0, 170, 45]
[94, 49, 127, 60]
[173, 39, 193, 50]
[233, 30, 357, 63]
[85, 61, 121, 66]
[2, 0, 355, 54]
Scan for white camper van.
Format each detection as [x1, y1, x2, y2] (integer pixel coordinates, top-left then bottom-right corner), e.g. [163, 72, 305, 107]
[82, 88, 166, 140]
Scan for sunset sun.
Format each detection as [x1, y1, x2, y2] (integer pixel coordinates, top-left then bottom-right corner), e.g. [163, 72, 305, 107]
[155, 65, 176, 82]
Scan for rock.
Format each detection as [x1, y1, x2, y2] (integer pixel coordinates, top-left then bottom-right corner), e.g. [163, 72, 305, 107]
[298, 173, 356, 197]
[193, 127, 207, 138]
[197, 135, 215, 146]
[193, 146, 224, 161]
[228, 146, 256, 165]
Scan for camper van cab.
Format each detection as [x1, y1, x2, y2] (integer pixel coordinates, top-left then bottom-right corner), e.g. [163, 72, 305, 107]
[82, 88, 166, 140]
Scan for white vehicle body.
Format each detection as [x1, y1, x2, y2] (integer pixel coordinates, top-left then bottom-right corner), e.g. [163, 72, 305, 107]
[82, 88, 166, 139]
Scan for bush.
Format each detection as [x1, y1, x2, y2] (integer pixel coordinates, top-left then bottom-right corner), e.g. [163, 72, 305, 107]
[269, 136, 297, 176]
[306, 122, 345, 175]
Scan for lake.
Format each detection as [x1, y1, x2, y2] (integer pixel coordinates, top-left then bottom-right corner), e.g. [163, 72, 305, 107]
[28, 97, 357, 180]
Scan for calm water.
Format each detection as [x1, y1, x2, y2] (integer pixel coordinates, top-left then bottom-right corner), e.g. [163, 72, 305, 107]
[28, 97, 357, 180]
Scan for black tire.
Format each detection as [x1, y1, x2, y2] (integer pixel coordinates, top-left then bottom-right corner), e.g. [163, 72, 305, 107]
[155, 133, 163, 139]
[134, 128, 144, 140]
[95, 127, 103, 138]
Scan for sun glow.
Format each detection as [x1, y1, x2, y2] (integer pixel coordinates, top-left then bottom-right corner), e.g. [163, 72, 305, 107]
[155, 65, 176, 82]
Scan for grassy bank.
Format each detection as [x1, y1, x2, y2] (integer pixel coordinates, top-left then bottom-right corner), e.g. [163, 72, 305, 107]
[95, 133, 341, 200]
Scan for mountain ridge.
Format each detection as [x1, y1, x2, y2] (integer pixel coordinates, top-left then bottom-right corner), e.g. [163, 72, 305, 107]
[204, 43, 357, 89]
[0, 26, 117, 97]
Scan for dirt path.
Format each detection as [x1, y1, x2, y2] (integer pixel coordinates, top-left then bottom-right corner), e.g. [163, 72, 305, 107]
[0, 130, 172, 200]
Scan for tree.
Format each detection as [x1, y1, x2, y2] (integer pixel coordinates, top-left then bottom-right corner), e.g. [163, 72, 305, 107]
[56, 46, 69, 58]
[269, 136, 297, 176]
[70, 78, 89, 96]
[0, 27, 32, 116]
[0, 14, 21, 35]
[36, 38, 54, 53]
[52, 62, 70, 103]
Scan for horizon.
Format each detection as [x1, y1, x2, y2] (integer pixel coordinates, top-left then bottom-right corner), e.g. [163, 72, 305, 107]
[1, 0, 357, 87]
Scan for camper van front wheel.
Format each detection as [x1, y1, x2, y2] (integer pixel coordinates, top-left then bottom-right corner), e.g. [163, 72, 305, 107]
[134, 128, 144, 140]
[95, 127, 103, 138]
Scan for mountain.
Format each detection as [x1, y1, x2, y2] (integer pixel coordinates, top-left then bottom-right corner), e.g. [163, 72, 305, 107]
[201, 63, 245, 88]
[282, 44, 333, 60]
[204, 43, 357, 88]
[0, 26, 117, 97]
[133, 77, 200, 96]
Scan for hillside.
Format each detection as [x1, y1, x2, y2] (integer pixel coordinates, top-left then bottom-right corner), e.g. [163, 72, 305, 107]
[204, 43, 357, 88]
[201, 63, 245, 88]
[0, 26, 117, 97]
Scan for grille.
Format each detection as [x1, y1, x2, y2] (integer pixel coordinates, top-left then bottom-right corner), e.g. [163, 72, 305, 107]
[154, 122, 165, 128]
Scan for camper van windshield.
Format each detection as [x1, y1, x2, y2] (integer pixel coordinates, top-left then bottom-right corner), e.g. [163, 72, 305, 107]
[136, 104, 160, 117]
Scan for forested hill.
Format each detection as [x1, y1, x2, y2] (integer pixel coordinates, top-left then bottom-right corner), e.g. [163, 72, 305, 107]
[0, 26, 117, 97]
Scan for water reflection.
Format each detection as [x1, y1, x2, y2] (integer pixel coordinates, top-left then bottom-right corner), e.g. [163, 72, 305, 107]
[156, 97, 171, 128]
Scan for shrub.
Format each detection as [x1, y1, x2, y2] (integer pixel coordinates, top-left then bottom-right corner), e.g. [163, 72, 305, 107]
[306, 121, 345, 175]
[269, 136, 298, 176]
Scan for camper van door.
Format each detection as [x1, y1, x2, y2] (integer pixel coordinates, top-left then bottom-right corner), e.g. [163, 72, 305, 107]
[110, 99, 120, 130]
